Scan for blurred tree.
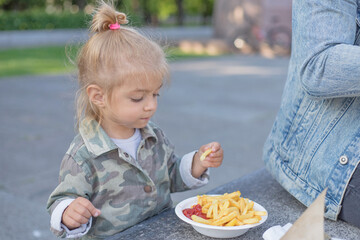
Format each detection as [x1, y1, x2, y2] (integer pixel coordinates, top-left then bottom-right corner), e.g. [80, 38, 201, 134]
[0, 0, 45, 10]
[185, 0, 214, 25]
[200, 0, 213, 25]
[48, 0, 96, 12]
[175, 0, 184, 26]
[158, 0, 176, 22]
[139, 0, 152, 24]
[0, 0, 10, 8]
[138, 0, 176, 26]
[74, 0, 86, 10]
[0, 0, 214, 28]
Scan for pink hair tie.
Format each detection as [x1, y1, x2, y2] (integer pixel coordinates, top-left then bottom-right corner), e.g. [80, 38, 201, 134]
[109, 23, 120, 30]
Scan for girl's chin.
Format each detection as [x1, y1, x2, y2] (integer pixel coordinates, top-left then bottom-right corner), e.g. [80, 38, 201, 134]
[137, 119, 150, 127]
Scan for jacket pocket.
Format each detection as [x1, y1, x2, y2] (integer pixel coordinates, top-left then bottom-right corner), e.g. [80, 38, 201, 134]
[280, 97, 354, 177]
[280, 96, 322, 171]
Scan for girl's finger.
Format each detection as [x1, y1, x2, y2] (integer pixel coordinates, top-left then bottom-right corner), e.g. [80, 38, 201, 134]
[74, 205, 92, 219]
[210, 142, 221, 152]
[64, 214, 81, 229]
[71, 211, 90, 225]
[78, 197, 101, 217]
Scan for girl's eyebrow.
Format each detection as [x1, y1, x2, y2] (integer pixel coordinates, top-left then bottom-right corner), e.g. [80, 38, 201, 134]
[132, 83, 163, 93]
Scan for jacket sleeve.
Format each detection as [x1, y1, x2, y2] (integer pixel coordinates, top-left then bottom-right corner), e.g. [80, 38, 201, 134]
[164, 137, 191, 193]
[178, 151, 210, 189]
[295, 0, 360, 98]
[153, 125, 191, 193]
[46, 154, 93, 237]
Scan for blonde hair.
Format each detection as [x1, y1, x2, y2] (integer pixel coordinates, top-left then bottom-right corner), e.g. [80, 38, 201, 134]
[75, 0, 169, 129]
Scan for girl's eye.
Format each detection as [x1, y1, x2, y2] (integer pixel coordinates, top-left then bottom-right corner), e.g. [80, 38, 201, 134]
[154, 93, 160, 98]
[131, 97, 143, 102]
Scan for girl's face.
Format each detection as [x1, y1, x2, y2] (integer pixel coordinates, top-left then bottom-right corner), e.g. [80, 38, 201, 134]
[101, 78, 163, 138]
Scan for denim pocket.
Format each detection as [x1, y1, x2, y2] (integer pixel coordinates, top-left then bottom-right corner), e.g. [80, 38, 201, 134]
[280, 97, 322, 171]
[280, 97, 355, 177]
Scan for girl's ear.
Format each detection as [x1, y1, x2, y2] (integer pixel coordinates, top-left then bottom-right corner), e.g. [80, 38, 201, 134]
[87, 84, 106, 108]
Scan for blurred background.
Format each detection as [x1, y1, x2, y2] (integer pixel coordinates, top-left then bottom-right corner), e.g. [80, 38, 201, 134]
[0, 0, 291, 239]
[0, 0, 292, 77]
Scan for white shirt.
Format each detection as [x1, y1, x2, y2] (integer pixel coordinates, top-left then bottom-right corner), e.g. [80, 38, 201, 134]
[111, 128, 141, 160]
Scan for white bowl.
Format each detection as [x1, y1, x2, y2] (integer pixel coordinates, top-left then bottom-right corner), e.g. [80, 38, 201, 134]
[175, 196, 268, 239]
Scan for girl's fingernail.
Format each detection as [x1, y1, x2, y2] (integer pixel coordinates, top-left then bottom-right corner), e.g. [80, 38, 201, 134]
[94, 210, 101, 217]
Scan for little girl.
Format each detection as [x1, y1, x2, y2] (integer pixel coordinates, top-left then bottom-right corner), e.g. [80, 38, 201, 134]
[47, 1, 223, 239]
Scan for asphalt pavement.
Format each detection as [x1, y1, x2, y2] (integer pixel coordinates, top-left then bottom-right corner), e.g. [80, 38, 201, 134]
[0, 53, 289, 240]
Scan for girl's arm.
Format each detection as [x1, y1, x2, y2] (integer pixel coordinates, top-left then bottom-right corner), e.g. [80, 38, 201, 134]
[47, 154, 95, 238]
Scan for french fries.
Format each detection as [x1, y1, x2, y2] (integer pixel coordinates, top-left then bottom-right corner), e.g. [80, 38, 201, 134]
[199, 149, 212, 161]
[191, 215, 213, 225]
[190, 191, 266, 227]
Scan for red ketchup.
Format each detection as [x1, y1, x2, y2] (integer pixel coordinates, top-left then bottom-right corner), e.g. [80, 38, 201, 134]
[182, 204, 208, 220]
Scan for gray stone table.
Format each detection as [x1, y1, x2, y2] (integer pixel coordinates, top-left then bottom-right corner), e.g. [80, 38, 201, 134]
[106, 168, 360, 240]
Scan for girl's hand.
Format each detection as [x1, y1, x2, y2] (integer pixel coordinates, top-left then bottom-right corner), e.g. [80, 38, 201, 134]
[192, 142, 223, 179]
[62, 197, 101, 230]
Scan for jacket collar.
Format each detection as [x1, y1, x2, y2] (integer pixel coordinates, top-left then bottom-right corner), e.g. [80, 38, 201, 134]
[140, 122, 158, 143]
[79, 119, 157, 158]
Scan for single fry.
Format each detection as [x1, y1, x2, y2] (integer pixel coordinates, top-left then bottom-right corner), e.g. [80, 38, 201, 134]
[225, 191, 241, 199]
[206, 203, 214, 218]
[243, 217, 260, 224]
[247, 201, 254, 211]
[239, 198, 246, 214]
[254, 211, 267, 216]
[200, 149, 212, 161]
[212, 211, 238, 226]
[235, 219, 244, 226]
[236, 212, 254, 221]
[191, 215, 213, 225]
[213, 201, 219, 219]
[225, 218, 238, 227]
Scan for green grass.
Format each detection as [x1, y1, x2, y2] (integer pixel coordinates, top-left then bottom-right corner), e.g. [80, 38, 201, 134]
[0, 45, 216, 78]
[0, 45, 77, 77]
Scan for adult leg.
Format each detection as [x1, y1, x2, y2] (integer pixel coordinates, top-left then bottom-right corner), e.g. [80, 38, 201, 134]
[338, 164, 360, 228]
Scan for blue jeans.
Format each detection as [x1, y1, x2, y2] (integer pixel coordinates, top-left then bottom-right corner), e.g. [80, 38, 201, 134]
[338, 164, 360, 228]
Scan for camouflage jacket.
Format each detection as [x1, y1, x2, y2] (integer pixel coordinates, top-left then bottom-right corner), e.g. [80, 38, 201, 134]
[47, 120, 202, 239]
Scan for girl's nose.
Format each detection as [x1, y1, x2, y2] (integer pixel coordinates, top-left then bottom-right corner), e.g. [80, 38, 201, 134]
[144, 97, 157, 111]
